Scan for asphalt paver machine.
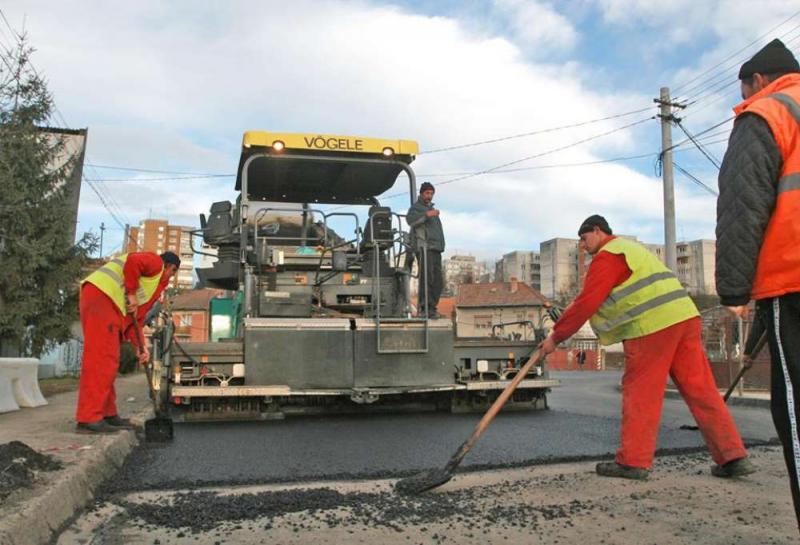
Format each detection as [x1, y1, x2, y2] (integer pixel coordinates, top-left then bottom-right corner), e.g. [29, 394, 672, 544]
[152, 132, 559, 420]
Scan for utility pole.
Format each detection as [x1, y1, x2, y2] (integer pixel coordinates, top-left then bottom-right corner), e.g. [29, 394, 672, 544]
[99, 222, 105, 257]
[655, 87, 684, 273]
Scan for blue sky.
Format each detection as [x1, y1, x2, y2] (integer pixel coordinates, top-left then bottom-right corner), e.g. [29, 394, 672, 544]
[2, 1, 798, 261]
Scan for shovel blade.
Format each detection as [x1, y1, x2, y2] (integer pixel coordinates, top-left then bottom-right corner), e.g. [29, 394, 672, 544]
[144, 416, 174, 443]
[395, 468, 453, 495]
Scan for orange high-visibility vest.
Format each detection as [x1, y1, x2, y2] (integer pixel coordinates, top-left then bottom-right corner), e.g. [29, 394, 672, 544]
[733, 73, 800, 299]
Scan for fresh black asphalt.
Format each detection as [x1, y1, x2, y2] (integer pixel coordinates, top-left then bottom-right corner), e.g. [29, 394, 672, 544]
[105, 371, 777, 493]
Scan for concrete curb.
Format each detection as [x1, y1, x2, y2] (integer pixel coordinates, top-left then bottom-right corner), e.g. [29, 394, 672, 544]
[0, 407, 152, 545]
[663, 388, 770, 408]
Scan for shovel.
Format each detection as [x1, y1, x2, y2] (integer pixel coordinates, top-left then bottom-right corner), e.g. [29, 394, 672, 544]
[131, 315, 174, 442]
[395, 347, 545, 495]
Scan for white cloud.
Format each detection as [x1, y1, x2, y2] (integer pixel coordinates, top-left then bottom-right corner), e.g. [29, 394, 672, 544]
[6, 0, 787, 261]
[492, 0, 579, 54]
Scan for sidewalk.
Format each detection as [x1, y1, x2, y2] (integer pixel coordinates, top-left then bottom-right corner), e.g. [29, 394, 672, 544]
[0, 373, 152, 545]
[665, 385, 771, 408]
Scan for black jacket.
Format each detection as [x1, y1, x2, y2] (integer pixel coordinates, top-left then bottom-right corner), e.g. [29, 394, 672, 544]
[716, 113, 783, 306]
[406, 198, 445, 252]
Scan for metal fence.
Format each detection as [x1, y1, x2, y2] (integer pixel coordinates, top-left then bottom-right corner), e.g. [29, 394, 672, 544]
[700, 306, 770, 391]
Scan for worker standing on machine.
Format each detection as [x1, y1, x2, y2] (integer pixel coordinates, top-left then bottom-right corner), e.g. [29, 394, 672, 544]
[75, 251, 180, 434]
[406, 182, 445, 318]
[539, 215, 753, 480]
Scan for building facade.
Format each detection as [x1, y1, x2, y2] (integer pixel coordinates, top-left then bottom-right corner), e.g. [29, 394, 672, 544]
[124, 219, 194, 290]
[497, 250, 540, 291]
[676, 239, 716, 295]
[539, 238, 580, 300]
[169, 289, 224, 343]
[443, 255, 487, 295]
[455, 279, 549, 340]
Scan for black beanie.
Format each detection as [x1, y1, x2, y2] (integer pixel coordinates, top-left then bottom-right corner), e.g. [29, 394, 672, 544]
[419, 181, 435, 193]
[160, 251, 181, 269]
[739, 38, 799, 80]
[578, 214, 612, 236]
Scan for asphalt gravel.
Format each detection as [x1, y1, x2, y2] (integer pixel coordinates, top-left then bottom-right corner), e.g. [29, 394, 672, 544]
[0, 440, 62, 501]
[120, 474, 597, 537]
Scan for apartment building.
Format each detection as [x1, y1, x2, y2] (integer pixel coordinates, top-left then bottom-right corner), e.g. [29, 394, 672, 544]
[124, 219, 194, 290]
[496, 250, 541, 291]
[539, 238, 580, 300]
[443, 255, 487, 295]
[676, 239, 716, 295]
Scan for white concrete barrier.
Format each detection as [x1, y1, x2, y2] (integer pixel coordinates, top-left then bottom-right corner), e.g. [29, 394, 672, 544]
[0, 358, 48, 413]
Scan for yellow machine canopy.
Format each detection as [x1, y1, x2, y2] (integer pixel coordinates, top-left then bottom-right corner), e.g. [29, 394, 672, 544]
[236, 131, 419, 205]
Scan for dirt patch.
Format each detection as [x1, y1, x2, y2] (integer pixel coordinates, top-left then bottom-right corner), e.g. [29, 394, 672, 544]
[38, 376, 80, 397]
[0, 441, 63, 501]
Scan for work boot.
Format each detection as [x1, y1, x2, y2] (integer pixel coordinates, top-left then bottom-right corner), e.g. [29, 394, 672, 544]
[711, 457, 756, 478]
[104, 415, 136, 429]
[596, 462, 650, 480]
[75, 420, 122, 434]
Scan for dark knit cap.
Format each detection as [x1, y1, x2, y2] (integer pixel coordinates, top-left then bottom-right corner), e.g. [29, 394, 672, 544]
[578, 214, 612, 236]
[739, 38, 799, 80]
[419, 181, 435, 193]
[160, 251, 181, 268]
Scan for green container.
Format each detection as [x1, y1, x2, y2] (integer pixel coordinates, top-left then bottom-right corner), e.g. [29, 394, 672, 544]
[209, 293, 242, 341]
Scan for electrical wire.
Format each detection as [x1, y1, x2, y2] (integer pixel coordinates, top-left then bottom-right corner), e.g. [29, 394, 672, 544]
[0, 10, 138, 240]
[419, 107, 654, 154]
[672, 10, 800, 97]
[673, 162, 718, 196]
[433, 116, 655, 188]
[674, 119, 721, 169]
[87, 163, 232, 176]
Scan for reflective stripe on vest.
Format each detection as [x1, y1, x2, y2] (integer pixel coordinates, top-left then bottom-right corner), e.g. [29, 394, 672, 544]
[589, 238, 699, 345]
[733, 75, 800, 299]
[81, 253, 163, 315]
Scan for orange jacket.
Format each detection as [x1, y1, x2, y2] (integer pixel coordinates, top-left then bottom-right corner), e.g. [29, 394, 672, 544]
[733, 73, 800, 300]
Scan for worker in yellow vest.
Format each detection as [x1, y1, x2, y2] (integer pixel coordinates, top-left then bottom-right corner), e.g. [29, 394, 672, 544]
[539, 215, 753, 480]
[75, 251, 180, 434]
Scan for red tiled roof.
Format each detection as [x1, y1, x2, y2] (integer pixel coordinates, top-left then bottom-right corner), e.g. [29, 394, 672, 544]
[456, 281, 548, 308]
[169, 289, 225, 311]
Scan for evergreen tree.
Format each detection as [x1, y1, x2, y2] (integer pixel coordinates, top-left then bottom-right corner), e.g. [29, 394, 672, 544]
[0, 33, 96, 356]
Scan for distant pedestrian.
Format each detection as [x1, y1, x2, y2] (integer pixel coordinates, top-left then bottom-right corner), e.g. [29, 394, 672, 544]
[576, 350, 586, 369]
[539, 215, 753, 480]
[75, 251, 179, 434]
[715, 38, 800, 530]
[406, 181, 445, 318]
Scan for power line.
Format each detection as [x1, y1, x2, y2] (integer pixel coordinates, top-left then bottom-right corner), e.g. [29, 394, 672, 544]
[1, 12, 135, 229]
[328, 115, 656, 211]
[672, 10, 800, 97]
[88, 174, 233, 182]
[86, 163, 232, 176]
[419, 107, 654, 154]
[673, 162, 718, 196]
[674, 119, 721, 169]
[678, 30, 800, 108]
[433, 116, 655, 187]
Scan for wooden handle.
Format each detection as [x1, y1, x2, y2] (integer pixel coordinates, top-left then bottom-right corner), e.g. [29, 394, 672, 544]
[130, 314, 145, 356]
[445, 348, 545, 472]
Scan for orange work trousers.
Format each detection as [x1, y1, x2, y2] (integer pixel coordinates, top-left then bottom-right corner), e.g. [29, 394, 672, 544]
[75, 283, 123, 424]
[617, 317, 747, 469]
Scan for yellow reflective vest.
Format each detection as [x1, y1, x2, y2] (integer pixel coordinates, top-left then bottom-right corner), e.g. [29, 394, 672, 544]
[82, 254, 163, 315]
[589, 238, 699, 345]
